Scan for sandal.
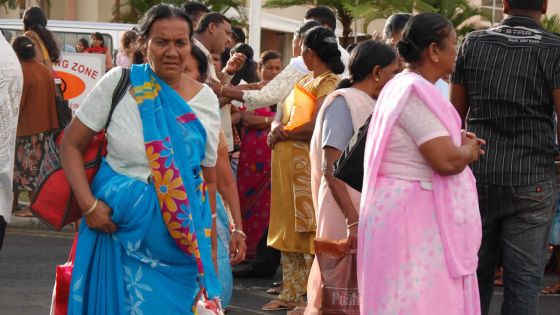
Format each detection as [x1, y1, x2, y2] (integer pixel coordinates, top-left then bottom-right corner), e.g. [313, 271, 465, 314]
[261, 299, 298, 311]
[541, 282, 560, 294]
[265, 286, 283, 295]
[286, 305, 307, 315]
[13, 208, 33, 218]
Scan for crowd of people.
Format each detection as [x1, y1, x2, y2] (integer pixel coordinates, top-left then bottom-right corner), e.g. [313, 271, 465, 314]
[0, 0, 559, 314]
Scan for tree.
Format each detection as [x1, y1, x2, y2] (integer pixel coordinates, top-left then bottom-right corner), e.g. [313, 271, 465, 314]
[264, 0, 357, 47]
[542, 14, 560, 34]
[348, 0, 487, 38]
[114, 0, 247, 24]
[0, 0, 50, 17]
[0, 0, 19, 12]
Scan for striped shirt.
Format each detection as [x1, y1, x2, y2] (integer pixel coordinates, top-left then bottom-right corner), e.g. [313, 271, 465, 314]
[452, 16, 560, 186]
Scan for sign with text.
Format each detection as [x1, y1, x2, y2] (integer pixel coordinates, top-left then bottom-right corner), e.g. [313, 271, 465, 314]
[53, 52, 106, 111]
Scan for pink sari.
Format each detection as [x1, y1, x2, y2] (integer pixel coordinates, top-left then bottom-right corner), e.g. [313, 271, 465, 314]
[358, 72, 481, 315]
[306, 88, 375, 314]
[237, 107, 275, 258]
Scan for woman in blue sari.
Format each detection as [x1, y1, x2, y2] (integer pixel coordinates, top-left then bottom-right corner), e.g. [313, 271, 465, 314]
[60, 4, 222, 314]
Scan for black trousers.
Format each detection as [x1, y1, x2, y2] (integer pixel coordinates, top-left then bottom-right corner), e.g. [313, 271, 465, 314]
[0, 215, 6, 251]
[251, 228, 281, 275]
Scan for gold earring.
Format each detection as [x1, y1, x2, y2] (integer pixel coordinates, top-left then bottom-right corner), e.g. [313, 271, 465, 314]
[435, 59, 440, 63]
[375, 77, 380, 82]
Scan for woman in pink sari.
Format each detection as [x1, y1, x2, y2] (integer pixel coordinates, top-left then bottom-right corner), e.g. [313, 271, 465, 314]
[237, 51, 283, 259]
[358, 14, 485, 315]
[305, 40, 399, 314]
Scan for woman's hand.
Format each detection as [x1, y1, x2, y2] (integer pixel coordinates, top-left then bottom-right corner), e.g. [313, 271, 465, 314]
[229, 231, 247, 265]
[84, 200, 117, 234]
[347, 222, 358, 249]
[240, 111, 255, 127]
[461, 131, 486, 162]
[267, 123, 288, 148]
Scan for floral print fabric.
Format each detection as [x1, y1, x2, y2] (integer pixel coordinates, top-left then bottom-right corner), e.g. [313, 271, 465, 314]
[237, 107, 274, 258]
[359, 177, 479, 315]
[13, 133, 47, 192]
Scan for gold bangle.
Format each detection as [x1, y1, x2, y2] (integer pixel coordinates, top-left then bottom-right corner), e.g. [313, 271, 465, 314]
[83, 199, 98, 217]
[219, 85, 225, 97]
[347, 221, 359, 228]
[232, 228, 247, 240]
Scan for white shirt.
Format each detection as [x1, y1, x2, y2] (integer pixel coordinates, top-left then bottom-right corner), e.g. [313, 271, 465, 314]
[76, 67, 221, 183]
[0, 33, 23, 222]
[193, 37, 235, 152]
[242, 44, 350, 111]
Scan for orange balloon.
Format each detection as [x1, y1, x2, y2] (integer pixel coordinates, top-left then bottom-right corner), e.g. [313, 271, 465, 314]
[54, 71, 86, 100]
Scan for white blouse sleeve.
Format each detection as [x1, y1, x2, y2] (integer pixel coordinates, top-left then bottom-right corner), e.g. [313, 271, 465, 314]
[75, 67, 124, 132]
[189, 85, 221, 167]
[242, 64, 304, 110]
[398, 93, 449, 146]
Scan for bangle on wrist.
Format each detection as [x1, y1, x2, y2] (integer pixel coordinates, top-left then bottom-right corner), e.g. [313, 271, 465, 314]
[83, 198, 98, 217]
[219, 85, 225, 97]
[231, 228, 247, 240]
[347, 221, 359, 228]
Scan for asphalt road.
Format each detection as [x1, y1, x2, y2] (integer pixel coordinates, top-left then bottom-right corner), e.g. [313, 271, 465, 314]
[0, 228, 558, 315]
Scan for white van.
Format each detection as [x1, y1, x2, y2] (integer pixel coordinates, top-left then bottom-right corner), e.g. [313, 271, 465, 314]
[0, 19, 136, 60]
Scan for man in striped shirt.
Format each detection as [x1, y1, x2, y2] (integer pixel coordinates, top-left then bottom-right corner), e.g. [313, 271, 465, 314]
[451, 0, 560, 313]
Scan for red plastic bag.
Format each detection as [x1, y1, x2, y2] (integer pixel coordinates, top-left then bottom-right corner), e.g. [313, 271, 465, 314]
[314, 238, 359, 315]
[54, 234, 78, 315]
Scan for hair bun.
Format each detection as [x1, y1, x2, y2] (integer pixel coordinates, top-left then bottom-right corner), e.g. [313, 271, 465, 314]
[396, 40, 410, 58]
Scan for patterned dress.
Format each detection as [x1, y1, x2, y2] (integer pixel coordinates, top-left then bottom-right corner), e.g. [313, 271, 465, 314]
[236, 107, 275, 258]
[0, 33, 23, 220]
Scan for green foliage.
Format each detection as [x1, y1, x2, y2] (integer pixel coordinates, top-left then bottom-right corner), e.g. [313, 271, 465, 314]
[542, 14, 560, 34]
[347, 0, 487, 37]
[264, 0, 357, 46]
[0, 0, 19, 13]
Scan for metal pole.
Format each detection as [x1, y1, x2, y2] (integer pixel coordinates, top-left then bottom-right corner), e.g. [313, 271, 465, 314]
[248, 0, 262, 59]
[354, 0, 358, 43]
[492, 0, 496, 24]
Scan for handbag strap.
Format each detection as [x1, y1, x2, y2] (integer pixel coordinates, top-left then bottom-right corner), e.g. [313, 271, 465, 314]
[104, 67, 131, 131]
[67, 233, 79, 264]
[334, 114, 371, 174]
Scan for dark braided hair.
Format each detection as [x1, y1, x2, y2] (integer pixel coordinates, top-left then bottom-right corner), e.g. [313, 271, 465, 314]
[23, 6, 60, 63]
[338, 40, 397, 89]
[302, 26, 344, 75]
[12, 36, 36, 61]
[396, 13, 453, 64]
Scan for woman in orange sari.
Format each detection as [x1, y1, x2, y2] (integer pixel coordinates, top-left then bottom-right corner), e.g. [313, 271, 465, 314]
[262, 26, 344, 312]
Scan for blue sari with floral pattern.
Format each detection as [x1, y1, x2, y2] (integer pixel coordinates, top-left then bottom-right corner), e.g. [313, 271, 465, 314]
[68, 64, 220, 314]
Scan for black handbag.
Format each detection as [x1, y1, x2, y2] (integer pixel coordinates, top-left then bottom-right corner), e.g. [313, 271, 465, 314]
[333, 114, 371, 192]
[54, 79, 72, 127]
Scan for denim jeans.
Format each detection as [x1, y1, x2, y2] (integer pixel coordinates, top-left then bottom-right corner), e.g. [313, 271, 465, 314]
[477, 178, 556, 315]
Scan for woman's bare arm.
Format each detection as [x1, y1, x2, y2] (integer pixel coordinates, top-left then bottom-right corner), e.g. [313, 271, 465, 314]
[60, 118, 117, 232]
[215, 144, 246, 264]
[418, 133, 483, 175]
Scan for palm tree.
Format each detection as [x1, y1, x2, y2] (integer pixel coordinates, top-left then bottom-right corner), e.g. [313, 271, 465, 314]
[0, 0, 20, 12]
[0, 0, 51, 17]
[264, 0, 357, 47]
[349, 0, 487, 37]
[542, 14, 560, 34]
